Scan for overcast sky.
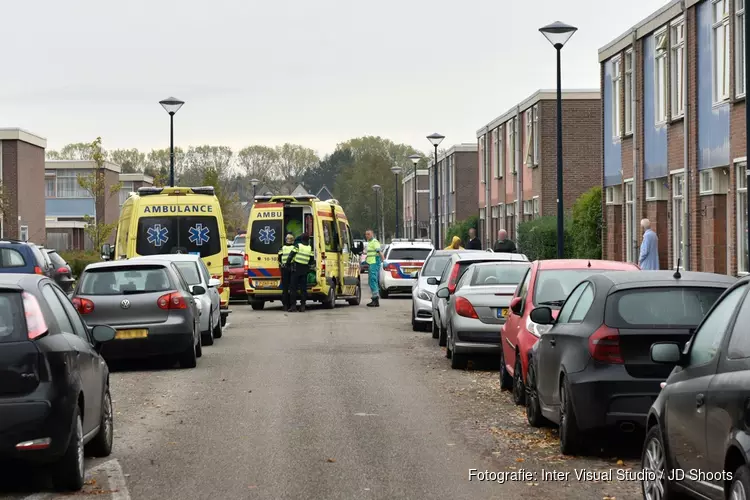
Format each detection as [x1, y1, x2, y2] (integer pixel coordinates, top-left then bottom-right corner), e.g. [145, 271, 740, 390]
[1, 0, 668, 158]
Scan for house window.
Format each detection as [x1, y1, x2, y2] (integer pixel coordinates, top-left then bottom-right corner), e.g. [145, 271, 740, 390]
[45, 172, 56, 198]
[506, 203, 515, 216]
[479, 208, 486, 220]
[737, 0, 746, 97]
[450, 157, 456, 192]
[672, 173, 686, 268]
[671, 17, 685, 117]
[713, 0, 730, 102]
[508, 119, 516, 174]
[497, 125, 504, 178]
[624, 50, 634, 134]
[491, 205, 499, 218]
[525, 109, 533, 166]
[20, 225, 28, 242]
[646, 179, 656, 199]
[612, 56, 622, 137]
[700, 170, 714, 194]
[532, 105, 539, 165]
[491, 129, 499, 179]
[625, 180, 634, 262]
[606, 186, 614, 204]
[119, 181, 134, 205]
[737, 162, 748, 273]
[55, 169, 90, 198]
[655, 29, 668, 123]
[532, 197, 540, 216]
[523, 200, 533, 215]
[479, 136, 486, 184]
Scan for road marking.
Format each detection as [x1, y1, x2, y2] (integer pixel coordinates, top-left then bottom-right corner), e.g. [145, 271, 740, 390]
[353, 413, 378, 416]
[20, 458, 130, 500]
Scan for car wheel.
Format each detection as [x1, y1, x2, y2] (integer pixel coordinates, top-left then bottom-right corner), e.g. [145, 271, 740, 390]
[347, 282, 361, 306]
[729, 465, 750, 500]
[85, 388, 113, 457]
[445, 325, 452, 359]
[450, 331, 466, 369]
[201, 310, 215, 346]
[323, 286, 336, 309]
[221, 314, 227, 327]
[250, 300, 265, 311]
[54, 406, 85, 491]
[438, 319, 447, 347]
[559, 377, 580, 455]
[512, 355, 526, 406]
[379, 288, 389, 299]
[641, 424, 678, 500]
[525, 364, 550, 427]
[195, 335, 203, 358]
[180, 340, 198, 368]
[213, 312, 223, 338]
[411, 304, 420, 331]
[432, 318, 439, 339]
[499, 346, 513, 391]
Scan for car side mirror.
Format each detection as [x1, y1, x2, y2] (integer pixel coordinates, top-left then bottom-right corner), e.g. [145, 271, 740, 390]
[651, 342, 683, 365]
[436, 288, 450, 299]
[529, 306, 554, 325]
[91, 325, 116, 343]
[427, 277, 439, 286]
[101, 243, 111, 261]
[510, 297, 522, 315]
[191, 285, 206, 296]
[208, 278, 221, 288]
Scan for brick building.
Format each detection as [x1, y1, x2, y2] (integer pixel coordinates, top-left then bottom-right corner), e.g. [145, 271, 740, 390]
[402, 168, 430, 239]
[0, 129, 47, 244]
[476, 89, 602, 249]
[600, 0, 746, 275]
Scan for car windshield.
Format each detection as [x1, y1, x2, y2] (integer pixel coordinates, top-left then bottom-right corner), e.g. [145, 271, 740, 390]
[534, 269, 616, 306]
[422, 255, 451, 276]
[606, 286, 726, 328]
[136, 216, 221, 258]
[79, 266, 172, 295]
[470, 263, 531, 286]
[228, 254, 244, 267]
[0, 293, 24, 342]
[387, 248, 432, 261]
[174, 262, 201, 285]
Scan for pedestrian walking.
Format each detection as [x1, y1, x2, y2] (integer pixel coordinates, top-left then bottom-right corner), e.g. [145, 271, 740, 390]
[444, 236, 464, 250]
[492, 229, 517, 253]
[364, 229, 384, 307]
[465, 228, 481, 250]
[639, 219, 659, 270]
[278, 233, 297, 311]
[287, 233, 315, 312]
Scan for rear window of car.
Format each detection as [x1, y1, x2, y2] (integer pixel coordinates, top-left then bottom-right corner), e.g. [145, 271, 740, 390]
[250, 220, 283, 255]
[470, 263, 531, 286]
[422, 255, 451, 276]
[79, 266, 172, 295]
[228, 254, 244, 267]
[0, 293, 24, 342]
[47, 251, 67, 268]
[387, 248, 433, 261]
[534, 269, 619, 306]
[0, 248, 26, 268]
[233, 236, 246, 247]
[173, 262, 201, 285]
[606, 286, 726, 328]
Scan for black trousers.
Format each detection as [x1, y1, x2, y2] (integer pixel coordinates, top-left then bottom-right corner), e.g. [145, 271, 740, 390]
[290, 266, 308, 307]
[280, 267, 293, 308]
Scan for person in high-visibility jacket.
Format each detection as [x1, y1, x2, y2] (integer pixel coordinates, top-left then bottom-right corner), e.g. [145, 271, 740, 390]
[286, 233, 315, 312]
[364, 229, 384, 307]
[278, 233, 297, 311]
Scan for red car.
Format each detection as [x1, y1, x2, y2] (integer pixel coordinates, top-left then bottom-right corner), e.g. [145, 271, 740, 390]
[226, 251, 247, 300]
[499, 259, 639, 405]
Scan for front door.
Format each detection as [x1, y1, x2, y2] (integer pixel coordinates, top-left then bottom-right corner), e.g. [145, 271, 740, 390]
[337, 218, 358, 296]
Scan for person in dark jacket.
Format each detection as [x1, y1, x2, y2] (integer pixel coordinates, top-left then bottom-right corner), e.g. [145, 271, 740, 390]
[465, 228, 481, 250]
[493, 229, 517, 253]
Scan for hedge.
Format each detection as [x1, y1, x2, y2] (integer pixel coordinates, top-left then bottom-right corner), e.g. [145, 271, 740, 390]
[444, 215, 479, 247]
[517, 216, 574, 261]
[61, 251, 101, 279]
[570, 186, 603, 260]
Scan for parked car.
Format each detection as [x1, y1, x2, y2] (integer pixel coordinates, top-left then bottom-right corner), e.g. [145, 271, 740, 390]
[132, 254, 223, 346]
[437, 260, 531, 369]
[430, 252, 529, 346]
[523, 270, 734, 455]
[226, 251, 247, 300]
[500, 259, 640, 405]
[231, 234, 246, 250]
[642, 275, 750, 500]
[411, 250, 454, 331]
[378, 239, 434, 298]
[44, 248, 75, 293]
[71, 260, 203, 368]
[0, 273, 117, 491]
[0, 240, 54, 279]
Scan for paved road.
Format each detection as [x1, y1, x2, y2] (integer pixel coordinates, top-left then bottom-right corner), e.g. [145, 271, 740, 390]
[0, 282, 643, 500]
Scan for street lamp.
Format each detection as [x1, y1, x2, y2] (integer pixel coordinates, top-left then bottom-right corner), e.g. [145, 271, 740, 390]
[372, 184, 381, 238]
[391, 166, 403, 238]
[159, 97, 185, 187]
[408, 154, 421, 238]
[427, 133, 445, 247]
[540, 21, 577, 258]
[250, 178, 260, 199]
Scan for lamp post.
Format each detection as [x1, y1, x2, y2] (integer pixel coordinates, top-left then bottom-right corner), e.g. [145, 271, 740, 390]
[391, 166, 402, 238]
[427, 133, 445, 247]
[745, 7, 750, 272]
[250, 178, 260, 200]
[372, 184, 381, 237]
[408, 154, 421, 238]
[540, 21, 577, 258]
[158, 97, 185, 187]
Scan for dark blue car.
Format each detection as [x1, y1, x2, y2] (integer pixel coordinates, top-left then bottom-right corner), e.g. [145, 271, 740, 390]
[0, 240, 54, 278]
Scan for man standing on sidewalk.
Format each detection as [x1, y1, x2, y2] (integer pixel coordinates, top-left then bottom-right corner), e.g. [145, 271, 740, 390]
[466, 228, 481, 250]
[639, 219, 659, 270]
[364, 229, 384, 307]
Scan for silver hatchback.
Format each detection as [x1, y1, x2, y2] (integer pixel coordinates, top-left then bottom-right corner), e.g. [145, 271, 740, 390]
[71, 259, 203, 368]
[436, 261, 531, 369]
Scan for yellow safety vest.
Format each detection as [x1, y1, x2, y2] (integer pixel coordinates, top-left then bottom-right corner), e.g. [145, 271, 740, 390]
[293, 244, 313, 265]
[366, 239, 380, 264]
[279, 244, 296, 263]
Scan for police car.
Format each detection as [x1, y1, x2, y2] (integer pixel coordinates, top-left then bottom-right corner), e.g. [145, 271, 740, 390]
[378, 239, 434, 298]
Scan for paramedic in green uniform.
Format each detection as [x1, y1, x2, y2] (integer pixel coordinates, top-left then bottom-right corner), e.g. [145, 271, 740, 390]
[287, 233, 315, 312]
[277, 233, 296, 311]
[365, 229, 384, 307]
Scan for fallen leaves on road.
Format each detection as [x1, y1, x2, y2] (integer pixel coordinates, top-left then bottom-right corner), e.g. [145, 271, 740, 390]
[326, 458, 336, 463]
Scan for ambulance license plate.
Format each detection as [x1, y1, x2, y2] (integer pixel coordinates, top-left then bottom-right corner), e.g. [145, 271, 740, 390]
[256, 280, 279, 289]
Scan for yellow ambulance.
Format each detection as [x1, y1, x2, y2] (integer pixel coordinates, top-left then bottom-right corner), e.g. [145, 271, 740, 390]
[244, 194, 361, 310]
[103, 186, 232, 325]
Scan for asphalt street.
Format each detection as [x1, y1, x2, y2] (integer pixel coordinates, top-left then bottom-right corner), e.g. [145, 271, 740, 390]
[0, 281, 643, 500]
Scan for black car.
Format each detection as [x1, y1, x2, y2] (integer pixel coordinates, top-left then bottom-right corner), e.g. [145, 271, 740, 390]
[0, 274, 117, 490]
[642, 276, 750, 499]
[44, 249, 75, 293]
[523, 270, 735, 455]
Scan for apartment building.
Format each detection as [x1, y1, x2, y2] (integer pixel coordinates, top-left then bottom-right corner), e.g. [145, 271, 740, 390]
[425, 144, 478, 243]
[119, 173, 155, 206]
[600, 0, 746, 274]
[476, 89, 602, 248]
[0, 129, 47, 243]
[402, 168, 430, 239]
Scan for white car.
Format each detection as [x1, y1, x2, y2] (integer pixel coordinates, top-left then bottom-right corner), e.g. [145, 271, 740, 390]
[132, 254, 223, 346]
[378, 239, 434, 298]
[411, 250, 455, 331]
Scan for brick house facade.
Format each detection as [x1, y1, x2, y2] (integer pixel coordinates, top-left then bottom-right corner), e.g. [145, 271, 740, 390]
[601, 0, 747, 275]
[402, 170, 430, 239]
[476, 90, 602, 249]
[428, 144, 478, 245]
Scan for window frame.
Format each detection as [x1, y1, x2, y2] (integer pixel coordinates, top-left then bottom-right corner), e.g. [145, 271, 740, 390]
[672, 172, 687, 269]
[625, 179, 635, 262]
[479, 136, 486, 184]
[700, 170, 714, 194]
[19, 226, 29, 242]
[713, 0, 731, 103]
[737, 0, 746, 98]
[670, 17, 686, 118]
[624, 50, 634, 134]
[612, 55, 623, 138]
[491, 128, 499, 179]
[508, 118, 516, 175]
[655, 27, 669, 124]
[532, 105, 540, 165]
[119, 181, 134, 206]
[737, 161, 748, 274]
[532, 196, 540, 217]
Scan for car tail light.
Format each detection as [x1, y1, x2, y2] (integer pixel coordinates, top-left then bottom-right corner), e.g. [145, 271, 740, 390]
[447, 263, 460, 294]
[157, 291, 188, 310]
[243, 253, 249, 272]
[454, 296, 479, 319]
[22, 292, 48, 340]
[223, 256, 230, 278]
[321, 252, 326, 277]
[384, 263, 397, 271]
[589, 325, 623, 364]
[34, 266, 44, 275]
[56, 267, 68, 274]
[71, 297, 95, 315]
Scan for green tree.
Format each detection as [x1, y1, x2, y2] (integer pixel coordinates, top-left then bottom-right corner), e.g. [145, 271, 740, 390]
[47, 142, 103, 160]
[236, 145, 279, 184]
[144, 148, 184, 186]
[274, 144, 319, 194]
[201, 167, 244, 235]
[110, 148, 146, 173]
[301, 148, 354, 196]
[570, 186, 603, 259]
[77, 137, 121, 249]
[517, 216, 573, 261]
[444, 216, 479, 247]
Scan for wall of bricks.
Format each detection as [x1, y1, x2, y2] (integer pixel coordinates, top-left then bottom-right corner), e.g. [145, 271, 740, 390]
[2, 140, 46, 244]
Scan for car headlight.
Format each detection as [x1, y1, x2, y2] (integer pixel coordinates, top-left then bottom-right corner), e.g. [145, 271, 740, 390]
[526, 315, 552, 337]
[417, 289, 434, 301]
